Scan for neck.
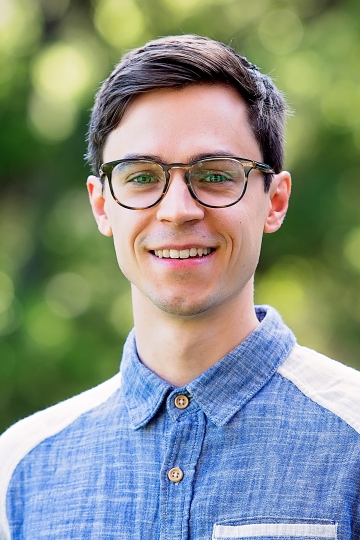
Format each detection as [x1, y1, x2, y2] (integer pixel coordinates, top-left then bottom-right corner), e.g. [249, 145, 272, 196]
[131, 282, 259, 387]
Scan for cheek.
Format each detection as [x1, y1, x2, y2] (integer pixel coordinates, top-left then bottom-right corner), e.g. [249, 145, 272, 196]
[225, 207, 265, 260]
[109, 211, 145, 272]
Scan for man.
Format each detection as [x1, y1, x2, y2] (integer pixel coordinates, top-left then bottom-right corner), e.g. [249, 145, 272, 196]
[1, 34, 360, 539]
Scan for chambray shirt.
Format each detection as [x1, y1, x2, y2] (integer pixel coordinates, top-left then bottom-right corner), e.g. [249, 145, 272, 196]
[2, 305, 360, 540]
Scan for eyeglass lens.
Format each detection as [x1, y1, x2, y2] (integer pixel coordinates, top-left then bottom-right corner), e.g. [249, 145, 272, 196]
[110, 158, 247, 209]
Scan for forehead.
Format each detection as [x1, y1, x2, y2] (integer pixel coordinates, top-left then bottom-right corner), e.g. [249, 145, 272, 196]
[103, 84, 262, 164]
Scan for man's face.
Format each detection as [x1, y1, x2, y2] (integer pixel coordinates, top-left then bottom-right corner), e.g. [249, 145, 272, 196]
[89, 84, 289, 318]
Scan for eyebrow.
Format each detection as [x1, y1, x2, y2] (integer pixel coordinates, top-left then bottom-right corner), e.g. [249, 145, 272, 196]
[120, 151, 240, 164]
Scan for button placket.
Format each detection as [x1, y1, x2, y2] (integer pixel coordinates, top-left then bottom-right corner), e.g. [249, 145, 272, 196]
[160, 408, 206, 540]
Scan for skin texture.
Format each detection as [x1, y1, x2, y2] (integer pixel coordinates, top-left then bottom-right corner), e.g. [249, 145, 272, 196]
[87, 84, 291, 386]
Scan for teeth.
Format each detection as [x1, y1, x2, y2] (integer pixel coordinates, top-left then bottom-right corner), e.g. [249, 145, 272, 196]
[154, 248, 212, 259]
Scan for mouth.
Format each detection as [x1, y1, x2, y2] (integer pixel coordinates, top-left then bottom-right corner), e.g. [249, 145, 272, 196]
[152, 247, 215, 259]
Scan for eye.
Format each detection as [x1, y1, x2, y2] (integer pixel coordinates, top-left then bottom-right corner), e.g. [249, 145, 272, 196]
[127, 172, 160, 185]
[202, 172, 230, 183]
[196, 169, 234, 183]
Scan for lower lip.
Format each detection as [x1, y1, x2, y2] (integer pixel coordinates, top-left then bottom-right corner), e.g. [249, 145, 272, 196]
[150, 251, 215, 268]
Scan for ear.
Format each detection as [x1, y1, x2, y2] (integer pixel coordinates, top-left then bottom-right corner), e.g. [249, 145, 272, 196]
[86, 175, 113, 237]
[264, 171, 291, 233]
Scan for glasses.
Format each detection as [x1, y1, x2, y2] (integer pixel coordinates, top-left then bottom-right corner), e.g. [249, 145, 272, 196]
[99, 156, 275, 210]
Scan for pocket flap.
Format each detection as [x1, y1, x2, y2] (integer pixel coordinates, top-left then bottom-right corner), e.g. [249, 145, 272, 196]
[212, 522, 337, 538]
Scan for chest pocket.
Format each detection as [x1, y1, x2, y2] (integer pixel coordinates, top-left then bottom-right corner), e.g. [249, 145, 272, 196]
[212, 522, 337, 539]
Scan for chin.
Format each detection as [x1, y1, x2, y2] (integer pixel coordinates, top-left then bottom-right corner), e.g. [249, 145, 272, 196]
[150, 292, 220, 318]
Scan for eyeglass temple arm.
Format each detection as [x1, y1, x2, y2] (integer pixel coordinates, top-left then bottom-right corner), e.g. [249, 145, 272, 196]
[253, 161, 275, 174]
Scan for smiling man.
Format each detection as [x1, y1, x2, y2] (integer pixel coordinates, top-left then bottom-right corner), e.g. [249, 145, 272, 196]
[91, 82, 289, 386]
[1, 35, 360, 540]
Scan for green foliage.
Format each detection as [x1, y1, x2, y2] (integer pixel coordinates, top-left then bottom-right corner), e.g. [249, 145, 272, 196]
[1, 0, 360, 433]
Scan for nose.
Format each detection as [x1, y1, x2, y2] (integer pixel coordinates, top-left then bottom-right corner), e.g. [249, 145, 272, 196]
[156, 169, 205, 225]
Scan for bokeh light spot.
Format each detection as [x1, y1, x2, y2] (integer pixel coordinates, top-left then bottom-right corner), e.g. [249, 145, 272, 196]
[259, 10, 303, 55]
[257, 274, 305, 323]
[41, 189, 95, 254]
[279, 51, 324, 98]
[28, 92, 78, 142]
[0, 0, 41, 55]
[26, 303, 73, 348]
[32, 43, 92, 102]
[45, 272, 91, 318]
[94, 0, 146, 49]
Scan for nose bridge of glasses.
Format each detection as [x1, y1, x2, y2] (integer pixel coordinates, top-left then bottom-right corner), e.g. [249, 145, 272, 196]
[160, 163, 199, 207]
[166, 163, 192, 177]
[163, 164, 194, 193]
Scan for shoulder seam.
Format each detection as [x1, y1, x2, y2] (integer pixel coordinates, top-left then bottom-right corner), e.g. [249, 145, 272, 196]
[278, 343, 360, 434]
[0, 373, 121, 540]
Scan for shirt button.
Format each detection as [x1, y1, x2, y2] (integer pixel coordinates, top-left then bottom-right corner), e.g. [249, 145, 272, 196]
[174, 394, 189, 409]
[168, 467, 184, 483]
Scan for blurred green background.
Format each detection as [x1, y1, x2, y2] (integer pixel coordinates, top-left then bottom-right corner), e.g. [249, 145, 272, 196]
[1, 0, 360, 433]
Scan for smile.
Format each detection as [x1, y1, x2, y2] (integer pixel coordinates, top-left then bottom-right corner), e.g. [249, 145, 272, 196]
[153, 248, 213, 259]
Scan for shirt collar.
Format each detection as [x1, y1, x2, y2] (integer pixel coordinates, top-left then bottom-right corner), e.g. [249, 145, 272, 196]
[120, 306, 296, 429]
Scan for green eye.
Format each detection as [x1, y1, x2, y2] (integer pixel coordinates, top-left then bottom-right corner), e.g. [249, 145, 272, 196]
[196, 170, 234, 183]
[129, 173, 159, 185]
[203, 173, 229, 183]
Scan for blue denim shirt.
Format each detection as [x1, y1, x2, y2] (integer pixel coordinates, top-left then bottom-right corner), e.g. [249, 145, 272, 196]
[1, 306, 360, 539]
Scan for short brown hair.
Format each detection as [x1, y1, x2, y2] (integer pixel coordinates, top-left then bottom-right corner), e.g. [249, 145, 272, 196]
[86, 35, 288, 190]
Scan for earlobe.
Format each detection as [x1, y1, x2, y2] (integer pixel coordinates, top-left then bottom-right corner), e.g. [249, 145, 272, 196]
[86, 175, 113, 237]
[264, 171, 291, 234]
